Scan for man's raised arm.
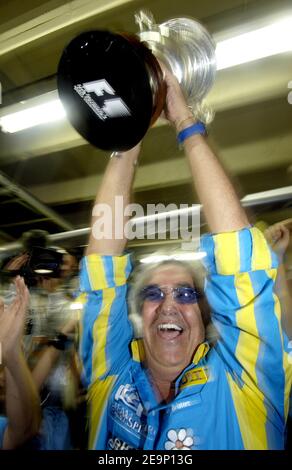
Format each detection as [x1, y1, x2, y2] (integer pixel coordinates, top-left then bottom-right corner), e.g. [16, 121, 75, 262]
[86, 144, 141, 256]
[80, 144, 141, 392]
[162, 68, 249, 233]
[161, 70, 292, 448]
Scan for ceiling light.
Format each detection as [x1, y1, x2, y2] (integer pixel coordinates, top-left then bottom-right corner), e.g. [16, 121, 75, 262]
[33, 269, 53, 274]
[173, 252, 206, 261]
[140, 255, 170, 264]
[140, 252, 206, 264]
[216, 16, 292, 70]
[70, 302, 84, 310]
[0, 98, 66, 133]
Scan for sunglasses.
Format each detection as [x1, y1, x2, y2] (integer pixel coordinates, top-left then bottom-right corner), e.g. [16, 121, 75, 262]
[139, 285, 200, 305]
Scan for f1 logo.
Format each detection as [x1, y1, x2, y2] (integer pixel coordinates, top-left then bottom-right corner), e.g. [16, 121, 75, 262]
[82, 79, 131, 118]
[83, 79, 115, 97]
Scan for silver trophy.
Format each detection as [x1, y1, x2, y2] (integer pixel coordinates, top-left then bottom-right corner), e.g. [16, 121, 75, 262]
[57, 10, 217, 151]
[135, 10, 217, 123]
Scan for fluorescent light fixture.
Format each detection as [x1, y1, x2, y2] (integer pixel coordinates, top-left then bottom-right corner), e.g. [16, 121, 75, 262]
[216, 16, 292, 70]
[55, 248, 67, 254]
[140, 255, 170, 264]
[34, 268, 53, 274]
[0, 98, 66, 133]
[140, 252, 206, 264]
[70, 302, 84, 310]
[132, 205, 200, 225]
[173, 252, 206, 261]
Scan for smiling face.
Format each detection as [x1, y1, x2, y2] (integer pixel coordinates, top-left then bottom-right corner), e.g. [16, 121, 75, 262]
[141, 263, 205, 376]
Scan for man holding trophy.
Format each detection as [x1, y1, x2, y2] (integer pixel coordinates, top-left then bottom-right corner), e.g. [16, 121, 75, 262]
[58, 12, 292, 450]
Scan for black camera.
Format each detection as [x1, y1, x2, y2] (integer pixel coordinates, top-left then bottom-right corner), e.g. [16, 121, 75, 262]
[0, 231, 71, 287]
[26, 246, 64, 278]
[0, 246, 64, 287]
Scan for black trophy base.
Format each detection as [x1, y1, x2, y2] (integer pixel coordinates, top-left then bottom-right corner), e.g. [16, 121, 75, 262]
[57, 30, 160, 152]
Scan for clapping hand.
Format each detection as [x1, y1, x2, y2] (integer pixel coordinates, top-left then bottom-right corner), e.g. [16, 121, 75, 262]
[265, 222, 290, 262]
[0, 276, 29, 366]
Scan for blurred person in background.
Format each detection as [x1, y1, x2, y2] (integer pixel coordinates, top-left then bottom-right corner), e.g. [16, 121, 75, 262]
[264, 220, 292, 339]
[264, 219, 292, 449]
[24, 316, 86, 450]
[61, 247, 83, 301]
[0, 277, 40, 449]
[79, 68, 292, 450]
[0, 231, 84, 449]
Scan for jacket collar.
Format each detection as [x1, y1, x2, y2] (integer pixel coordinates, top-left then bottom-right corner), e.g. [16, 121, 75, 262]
[131, 339, 210, 366]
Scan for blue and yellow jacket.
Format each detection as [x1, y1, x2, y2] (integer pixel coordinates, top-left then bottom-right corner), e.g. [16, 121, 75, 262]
[79, 227, 292, 450]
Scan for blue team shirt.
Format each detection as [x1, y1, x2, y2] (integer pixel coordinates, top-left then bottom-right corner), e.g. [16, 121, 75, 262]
[79, 227, 292, 450]
[0, 416, 7, 449]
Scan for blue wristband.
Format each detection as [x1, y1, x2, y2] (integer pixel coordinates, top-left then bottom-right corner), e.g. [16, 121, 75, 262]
[177, 121, 206, 145]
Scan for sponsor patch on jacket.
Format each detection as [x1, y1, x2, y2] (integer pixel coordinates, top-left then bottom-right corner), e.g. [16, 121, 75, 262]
[114, 384, 143, 417]
[170, 397, 201, 413]
[110, 402, 155, 440]
[180, 367, 208, 389]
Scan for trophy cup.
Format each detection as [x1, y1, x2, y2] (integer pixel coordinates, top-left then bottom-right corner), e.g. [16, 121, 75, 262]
[57, 10, 216, 152]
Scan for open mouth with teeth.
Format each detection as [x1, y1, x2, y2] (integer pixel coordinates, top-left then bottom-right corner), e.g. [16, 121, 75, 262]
[157, 323, 184, 340]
